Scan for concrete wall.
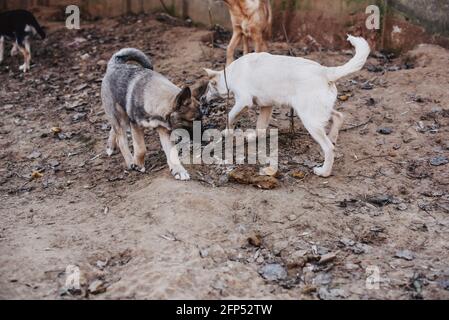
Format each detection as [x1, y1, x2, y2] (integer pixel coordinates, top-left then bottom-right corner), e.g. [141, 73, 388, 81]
[391, 0, 449, 36]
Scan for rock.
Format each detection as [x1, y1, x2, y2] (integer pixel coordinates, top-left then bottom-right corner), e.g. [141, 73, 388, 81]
[259, 264, 288, 281]
[313, 273, 332, 286]
[72, 112, 87, 122]
[97, 59, 107, 66]
[338, 95, 349, 102]
[395, 250, 415, 261]
[27, 151, 42, 159]
[318, 287, 347, 300]
[430, 156, 449, 166]
[366, 195, 393, 207]
[319, 252, 337, 264]
[366, 98, 376, 106]
[88, 279, 107, 295]
[63, 265, 83, 295]
[397, 203, 408, 211]
[80, 53, 90, 60]
[253, 176, 280, 190]
[48, 160, 60, 168]
[439, 279, 449, 291]
[291, 171, 306, 180]
[377, 127, 393, 135]
[51, 127, 62, 134]
[248, 234, 263, 247]
[361, 82, 374, 90]
[199, 248, 209, 258]
[287, 214, 297, 221]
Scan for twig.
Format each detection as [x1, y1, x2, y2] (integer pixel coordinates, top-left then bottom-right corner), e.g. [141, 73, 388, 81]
[281, 21, 296, 133]
[341, 117, 372, 132]
[281, 22, 295, 57]
[159, 0, 170, 14]
[354, 154, 394, 163]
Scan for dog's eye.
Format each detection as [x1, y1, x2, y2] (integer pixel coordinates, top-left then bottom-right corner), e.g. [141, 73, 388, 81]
[211, 80, 217, 86]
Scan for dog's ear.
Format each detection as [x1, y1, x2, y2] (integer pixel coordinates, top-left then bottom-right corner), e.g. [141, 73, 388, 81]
[192, 81, 208, 100]
[175, 86, 192, 110]
[204, 68, 220, 79]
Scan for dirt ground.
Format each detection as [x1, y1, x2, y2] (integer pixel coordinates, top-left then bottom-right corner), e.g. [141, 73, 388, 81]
[0, 13, 448, 300]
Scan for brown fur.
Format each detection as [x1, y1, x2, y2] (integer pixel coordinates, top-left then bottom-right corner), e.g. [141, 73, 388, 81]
[223, 0, 272, 65]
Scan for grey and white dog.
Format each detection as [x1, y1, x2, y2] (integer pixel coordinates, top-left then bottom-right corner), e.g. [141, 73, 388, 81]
[101, 48, 203, 180]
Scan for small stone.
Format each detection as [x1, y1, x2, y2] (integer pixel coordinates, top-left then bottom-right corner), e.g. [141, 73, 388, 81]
[288, 214, 297, 221]
[88, 279, 106, 295]
[291, 171, 306, 180]
[361, 82, 374, 90]
[27, 151, 41, 159]
[199, 248, 209, 258]
[248, 234, 263, 247]
[49, 160, 60, 168]
[395, 250, 415, 261]
[397, 203, 408, 211]
[259, 264, 288, 281]
[430, 156, 449, 167]
[319, 252, 337, 264]
[377, 127, 393, 135]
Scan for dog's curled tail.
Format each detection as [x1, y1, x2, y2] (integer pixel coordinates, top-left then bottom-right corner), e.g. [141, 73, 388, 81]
[326, 35, 370, 82]
[108, 48, 153, 70]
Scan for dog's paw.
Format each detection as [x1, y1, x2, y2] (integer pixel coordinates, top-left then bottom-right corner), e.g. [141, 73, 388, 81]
[130, 164, 146, 173]
[106, 147, 115, 157]
[171, 166, 190, 181]
[19, 64, 29, 73]
[313, 166, 332, 178]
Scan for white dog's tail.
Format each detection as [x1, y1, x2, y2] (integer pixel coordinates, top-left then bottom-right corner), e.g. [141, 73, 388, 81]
[326, 35, 370, 82]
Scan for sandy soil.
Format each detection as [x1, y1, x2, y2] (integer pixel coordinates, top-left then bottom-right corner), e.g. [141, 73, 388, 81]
[0, 14, 448, 300]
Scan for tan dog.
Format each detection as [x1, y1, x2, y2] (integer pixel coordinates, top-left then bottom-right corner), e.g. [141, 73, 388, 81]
[223, 0, 272, 65]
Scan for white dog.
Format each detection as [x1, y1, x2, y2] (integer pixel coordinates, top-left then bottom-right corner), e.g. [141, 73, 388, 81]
[203, 35, 370, 177]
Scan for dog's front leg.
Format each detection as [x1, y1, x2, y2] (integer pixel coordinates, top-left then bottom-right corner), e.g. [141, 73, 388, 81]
[157, 127, 190, 181]
[222, 101, 247, 138]
[131, 124, 147, 173]
[11, 42, 19, 56]
[226, 31, 242, 66]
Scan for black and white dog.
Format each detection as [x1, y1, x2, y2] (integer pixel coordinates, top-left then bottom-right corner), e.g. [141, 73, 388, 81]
[0, 10, 46, 72]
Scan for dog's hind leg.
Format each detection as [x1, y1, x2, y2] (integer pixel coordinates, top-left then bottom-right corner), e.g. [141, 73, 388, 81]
[11, 42, 19, 56]
[294, 99, 335, 178]
[328, 110, 344, 145]
[226, 30, 242, 66]
[116, 126, 134, 170]
[304, 123, 335, 178]
[17, 37, 30, 72]
[242, 35, 250, 55]
[106, 128, 117, 156]
[131, 124, 146, 173]
[257, 106, 273, 130]
[0, 37, 4, 63]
